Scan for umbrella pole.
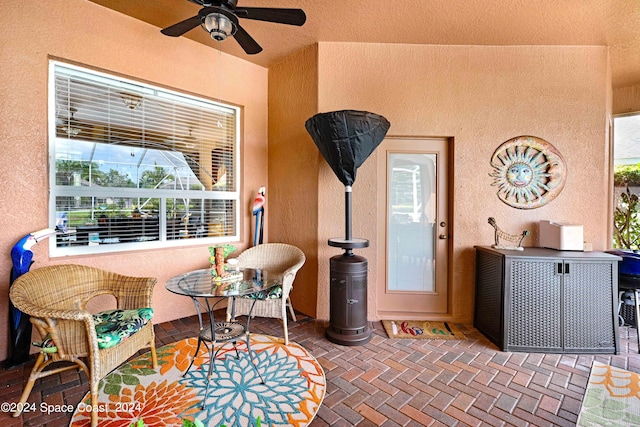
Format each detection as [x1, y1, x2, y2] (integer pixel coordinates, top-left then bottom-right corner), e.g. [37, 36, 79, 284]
[345, 185, 353, 255]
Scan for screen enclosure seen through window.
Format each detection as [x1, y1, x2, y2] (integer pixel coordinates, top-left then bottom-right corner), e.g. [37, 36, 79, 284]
[49, 61, 240, 256]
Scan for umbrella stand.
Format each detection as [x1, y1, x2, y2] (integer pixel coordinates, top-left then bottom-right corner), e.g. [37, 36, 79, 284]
[325, 185, 371, 345]
[305, 110, 390, 346]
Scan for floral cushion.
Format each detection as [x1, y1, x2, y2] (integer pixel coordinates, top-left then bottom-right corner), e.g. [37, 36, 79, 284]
[33, 336, 58, 354]
[93, 308, 154, 349]
[242, 285, 283, 300]
[33, 308, 154, 352]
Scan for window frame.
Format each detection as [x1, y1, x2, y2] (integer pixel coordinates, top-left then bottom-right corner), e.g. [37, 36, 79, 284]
[612, 111, 640, 249]
[48, 60, 241, 257]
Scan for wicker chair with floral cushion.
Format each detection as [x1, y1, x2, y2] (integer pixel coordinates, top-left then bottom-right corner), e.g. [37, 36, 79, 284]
[226, 243, 305, 345]
[9, 264, 158, 427]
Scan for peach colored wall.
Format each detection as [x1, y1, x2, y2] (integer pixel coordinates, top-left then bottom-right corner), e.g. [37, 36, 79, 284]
[267, 46, 320, 317]
[309, 42, 611, 323]
[0, 0, 268, 361]
[614, 84, 640, 114]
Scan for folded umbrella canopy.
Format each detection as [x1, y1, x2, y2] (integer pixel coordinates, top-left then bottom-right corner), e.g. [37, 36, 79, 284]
[305, 109, 390, 248]
[305, 110, 389, 346]
[305, 110, 390, 186]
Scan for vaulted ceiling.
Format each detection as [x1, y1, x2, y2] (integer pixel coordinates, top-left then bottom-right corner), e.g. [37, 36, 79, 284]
[89, 0, 640, 89]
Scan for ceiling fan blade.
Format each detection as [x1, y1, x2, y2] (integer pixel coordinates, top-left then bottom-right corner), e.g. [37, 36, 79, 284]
[233, 24, 263, 55]
[161, 15, 202, 37]
[235, 8, 306, 26]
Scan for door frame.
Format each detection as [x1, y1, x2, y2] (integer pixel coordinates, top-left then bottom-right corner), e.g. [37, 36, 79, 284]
[375, 136, 454, 319]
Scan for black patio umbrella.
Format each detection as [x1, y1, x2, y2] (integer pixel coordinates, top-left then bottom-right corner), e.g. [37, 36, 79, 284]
[305, 110, 390, 245]
[305, 110, 390, 186]
[305, 110, 390, 345]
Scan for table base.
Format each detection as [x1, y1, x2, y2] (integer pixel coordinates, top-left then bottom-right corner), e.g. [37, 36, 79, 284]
[184, 305, 265, 408]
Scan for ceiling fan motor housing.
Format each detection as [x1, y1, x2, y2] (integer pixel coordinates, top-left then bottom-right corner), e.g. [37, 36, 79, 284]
[195, 0, 238, 7]
[203, 10, 237, 40]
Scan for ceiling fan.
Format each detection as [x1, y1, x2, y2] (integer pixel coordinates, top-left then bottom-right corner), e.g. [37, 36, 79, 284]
[161, 0, 306, 55]
[57, 107, 82, 137]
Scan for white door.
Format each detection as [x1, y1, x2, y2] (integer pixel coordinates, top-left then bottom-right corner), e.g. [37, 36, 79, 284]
[376, 137, 450, 318]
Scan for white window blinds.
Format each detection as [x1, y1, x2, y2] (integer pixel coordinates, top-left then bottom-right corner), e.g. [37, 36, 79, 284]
[49, 60, 240, 256]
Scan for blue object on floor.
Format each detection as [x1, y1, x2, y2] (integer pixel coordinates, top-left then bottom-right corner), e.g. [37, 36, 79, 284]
[4, 229, 56, 368]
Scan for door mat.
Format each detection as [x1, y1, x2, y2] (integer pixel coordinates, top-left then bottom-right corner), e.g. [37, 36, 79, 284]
[382, 320, 464, 340]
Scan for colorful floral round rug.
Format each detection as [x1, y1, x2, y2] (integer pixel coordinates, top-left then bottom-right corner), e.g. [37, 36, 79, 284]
[69, 334, 326, 426]
[577, 361, 640, 426]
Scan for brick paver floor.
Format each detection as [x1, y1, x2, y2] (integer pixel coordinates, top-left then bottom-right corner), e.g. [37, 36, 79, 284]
[2, 311, 639, 426]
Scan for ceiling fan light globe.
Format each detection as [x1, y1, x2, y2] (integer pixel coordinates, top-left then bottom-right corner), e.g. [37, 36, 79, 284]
[62, 125, 80, 137]
[203, 13, 235, 41]
[211, 30, 228, 41]
[59, 107, 81, 136]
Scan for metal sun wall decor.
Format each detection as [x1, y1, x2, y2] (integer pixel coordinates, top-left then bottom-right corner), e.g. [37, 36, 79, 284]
[489, 135, 567, 209]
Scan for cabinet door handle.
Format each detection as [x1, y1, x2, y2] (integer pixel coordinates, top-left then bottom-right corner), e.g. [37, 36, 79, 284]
[556, 262, 571, 275]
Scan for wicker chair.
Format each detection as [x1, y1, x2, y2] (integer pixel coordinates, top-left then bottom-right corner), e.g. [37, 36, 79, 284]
[226, 243, 305, 345]
[9, 264, 158, 427]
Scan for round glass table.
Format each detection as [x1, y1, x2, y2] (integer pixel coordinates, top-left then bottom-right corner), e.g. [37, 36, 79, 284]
[165, 267, 281, 406]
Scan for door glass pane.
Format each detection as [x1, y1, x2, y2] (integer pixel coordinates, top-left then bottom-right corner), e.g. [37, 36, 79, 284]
[387, 153, 437, 292]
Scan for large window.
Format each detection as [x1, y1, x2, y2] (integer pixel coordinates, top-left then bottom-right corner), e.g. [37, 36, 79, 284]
[49, 61, 240, 256]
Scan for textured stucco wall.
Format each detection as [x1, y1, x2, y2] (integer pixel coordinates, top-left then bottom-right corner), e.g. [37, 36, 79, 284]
[2, 0, 624, 360]
[311, 42, 611, 323]
[614, 84, 640, 114]
[0, 0, 268, 360]
[268, 46, 320, 317]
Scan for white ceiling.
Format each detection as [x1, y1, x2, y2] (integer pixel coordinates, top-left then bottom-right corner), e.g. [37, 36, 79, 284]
[88, 0, 640, 89]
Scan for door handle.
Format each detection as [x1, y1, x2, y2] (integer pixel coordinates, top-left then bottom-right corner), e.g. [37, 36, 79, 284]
[555, 262, 570, 275]
[439, 234, 449, 240]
